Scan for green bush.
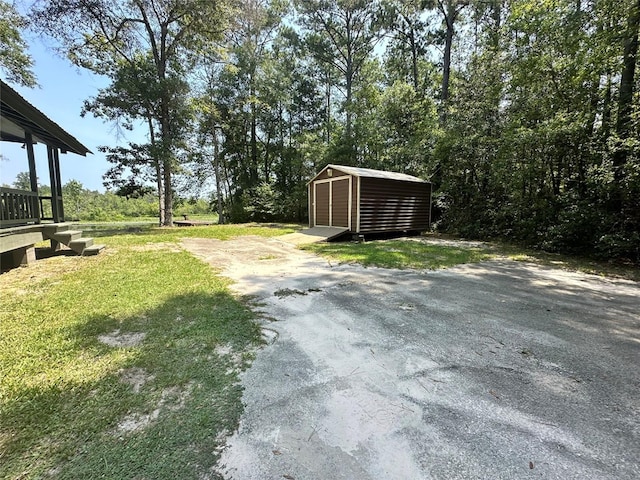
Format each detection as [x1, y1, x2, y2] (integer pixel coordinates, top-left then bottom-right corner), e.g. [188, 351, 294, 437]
[595, 232, 640, 262]
[226, 183, 286, 223]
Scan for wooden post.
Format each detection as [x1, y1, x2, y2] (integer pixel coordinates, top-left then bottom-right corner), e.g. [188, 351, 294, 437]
[47, 146, 61, 250]
[12, 245, 37, 267]
[53, 148, 65, 221]
[47, 146, 60, 223]
[24, 131, 41, 223]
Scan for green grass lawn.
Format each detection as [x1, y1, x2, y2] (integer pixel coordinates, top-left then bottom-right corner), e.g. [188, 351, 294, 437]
[303, 239, 495, 269]
[0, 223, 294, 480]
[86, 222, 298, 247]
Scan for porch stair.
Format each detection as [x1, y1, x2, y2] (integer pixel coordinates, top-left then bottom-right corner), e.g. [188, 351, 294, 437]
[43, 223, 105, 256]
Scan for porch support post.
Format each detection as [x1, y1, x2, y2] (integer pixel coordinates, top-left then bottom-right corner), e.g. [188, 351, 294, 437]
[12, 245, 37, 267]
[47, 146, 61, 250]
[53, 148, 65, 221]
[24, 131, 41, 223]
[47, 146, 61, 223]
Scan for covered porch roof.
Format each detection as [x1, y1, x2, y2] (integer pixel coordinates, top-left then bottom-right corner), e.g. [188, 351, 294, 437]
[1, 79, 91, 156]
[1, 79, 93, 229]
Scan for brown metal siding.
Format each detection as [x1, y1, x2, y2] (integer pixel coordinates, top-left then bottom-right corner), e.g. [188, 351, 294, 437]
[359, 178, 431, 233]
[315, 182, 330, 226]
[331, 178, 350, 227]
[351, 178, 358, 230]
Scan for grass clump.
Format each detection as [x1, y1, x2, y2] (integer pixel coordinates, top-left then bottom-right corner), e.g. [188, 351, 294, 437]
[0, 223, 292, 479]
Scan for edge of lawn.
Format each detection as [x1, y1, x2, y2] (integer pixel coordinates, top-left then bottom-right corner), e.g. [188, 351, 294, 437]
[301, 233, 639, 282]
[0, 223, 295, 480]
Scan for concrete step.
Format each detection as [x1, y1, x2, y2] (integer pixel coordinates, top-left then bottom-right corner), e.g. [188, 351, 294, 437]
[40, 225, 105, 257]
[51, 230, 83, 244]
[42, 223, 73, 235]
[82, 244, 105, 256]
[68, 237, 94, 254]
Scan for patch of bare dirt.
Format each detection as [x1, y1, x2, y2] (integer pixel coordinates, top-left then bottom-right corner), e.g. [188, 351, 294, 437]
[182, 236, 302, 266]
[119, 367, 155, 393]
[98, 329, 146, 347]
[114, 383, 194, 436]
[215, 343, 247, 375]
[1, 253, 86, 295]
[116, 408, 160, 434]
[181, 236, 331, 298]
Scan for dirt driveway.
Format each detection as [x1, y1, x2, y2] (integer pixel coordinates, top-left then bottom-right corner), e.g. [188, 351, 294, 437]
[182, 236, 640, 480]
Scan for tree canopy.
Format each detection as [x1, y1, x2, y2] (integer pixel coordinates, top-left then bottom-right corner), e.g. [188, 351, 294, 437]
[0, 0, 37, 86]
[13, 0, 640, 261]
[33, 0, 233, 225]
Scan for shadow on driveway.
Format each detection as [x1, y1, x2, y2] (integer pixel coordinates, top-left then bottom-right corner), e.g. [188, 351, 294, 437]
[183, 237, 640, 480]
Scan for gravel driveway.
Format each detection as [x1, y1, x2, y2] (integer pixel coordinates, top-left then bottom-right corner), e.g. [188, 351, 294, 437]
[182, 236, 640, 480]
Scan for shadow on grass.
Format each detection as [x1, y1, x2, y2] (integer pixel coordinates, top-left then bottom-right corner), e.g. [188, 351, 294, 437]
[80, 224, 156, 239]
[0, 291, 261, 480]
[35, 247, 78, 259]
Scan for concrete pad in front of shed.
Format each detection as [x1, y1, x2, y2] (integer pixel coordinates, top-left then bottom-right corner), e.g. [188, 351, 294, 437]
[278, 226, 349, 245]
[181, 237, 640, 480]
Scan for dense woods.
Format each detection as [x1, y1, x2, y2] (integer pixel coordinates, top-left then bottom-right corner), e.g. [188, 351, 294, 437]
[5, 0, 640, 261]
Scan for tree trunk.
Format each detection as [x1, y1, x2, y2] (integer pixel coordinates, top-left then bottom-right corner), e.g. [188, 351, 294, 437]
[601, 72, 613, 137]
[163, 158, 173, 226]
[160, 88, 173, 226]
[160, 95, 173, 226]
[147, 116, 164, 226]
[264, 130, 272, 181]
[611, 0, 639, 211]
[326, 72, 331, 145]
[213, 127, 224, 224]
[441, 25, 453, 123]
[250, 72, 259, 185]
[408, 25, 419, 91]
[615, 0, 639, 141]
[156, 160, 165, 226]
[491, 0, 501, 49]
[346, 65, 354, 163]
[440, 1, 457, 125]
[155, 23, 174, 227]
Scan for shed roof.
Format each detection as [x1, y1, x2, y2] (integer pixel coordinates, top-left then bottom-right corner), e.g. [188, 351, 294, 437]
[322, 164, 428, 183]
[0, 79, 91, 156]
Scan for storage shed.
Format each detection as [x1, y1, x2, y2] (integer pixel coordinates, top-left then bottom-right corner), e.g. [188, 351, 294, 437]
[308, 164, 431, 234]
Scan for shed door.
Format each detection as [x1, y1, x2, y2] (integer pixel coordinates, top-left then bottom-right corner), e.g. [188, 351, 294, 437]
[331, 178, 350, 228]
[315, 182, 330, 226]
[313, 177, 351, 228]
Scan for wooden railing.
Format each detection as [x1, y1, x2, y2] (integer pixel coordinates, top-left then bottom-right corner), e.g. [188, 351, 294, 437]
[38, 195, 64, 222]
[0, 187, 42, 227]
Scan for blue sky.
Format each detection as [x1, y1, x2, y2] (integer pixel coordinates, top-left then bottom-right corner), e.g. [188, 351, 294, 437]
[1, 36, 145, 192]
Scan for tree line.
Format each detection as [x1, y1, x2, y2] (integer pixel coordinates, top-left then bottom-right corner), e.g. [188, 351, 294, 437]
[2, 0, 639, 261]
[2, 173, 211, 221]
